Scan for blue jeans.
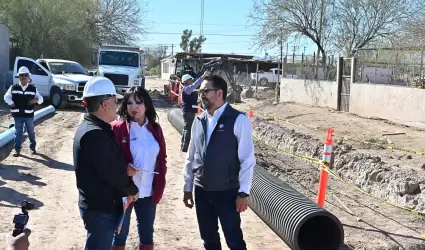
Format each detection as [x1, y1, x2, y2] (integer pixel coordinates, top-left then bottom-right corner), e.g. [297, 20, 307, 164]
[80, 209, 120, 250]
[14, 117, 36, 151]
[194, 186, 247, 250]
[112, 196, 157, 246]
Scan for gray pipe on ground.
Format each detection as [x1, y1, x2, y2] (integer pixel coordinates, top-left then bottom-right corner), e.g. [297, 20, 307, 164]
[167, 108, 344, 250]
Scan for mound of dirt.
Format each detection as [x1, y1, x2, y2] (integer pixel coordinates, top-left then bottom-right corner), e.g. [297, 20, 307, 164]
[148, 89, 168, 100]
[251, 116, 425, 249]
[253, 116, 425, 213]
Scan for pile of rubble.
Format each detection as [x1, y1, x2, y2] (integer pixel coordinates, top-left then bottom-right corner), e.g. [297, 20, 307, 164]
[148, 89, 168, 100]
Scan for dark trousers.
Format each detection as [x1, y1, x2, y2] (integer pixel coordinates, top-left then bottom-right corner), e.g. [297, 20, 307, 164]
[194, 186, 247, 250]
[112, 196, 157, 246]
[181, 111, 195, 152]
[14, 117, 36, 152]
[80, 209, 119, 250]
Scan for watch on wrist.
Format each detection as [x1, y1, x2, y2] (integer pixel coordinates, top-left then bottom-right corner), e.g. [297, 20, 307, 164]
[238, 192, 249, 198]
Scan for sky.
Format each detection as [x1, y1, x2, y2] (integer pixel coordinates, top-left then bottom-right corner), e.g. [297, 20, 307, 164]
[138, 0, 317, 59]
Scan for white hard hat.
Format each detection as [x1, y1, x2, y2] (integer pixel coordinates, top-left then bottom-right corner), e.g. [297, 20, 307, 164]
[182, 74, 194, 83]
[82, 76, 123, 98]
[17, 66, 30, 76]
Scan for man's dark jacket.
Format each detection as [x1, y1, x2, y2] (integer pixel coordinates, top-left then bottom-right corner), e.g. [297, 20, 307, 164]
[73, 114, 138, 212]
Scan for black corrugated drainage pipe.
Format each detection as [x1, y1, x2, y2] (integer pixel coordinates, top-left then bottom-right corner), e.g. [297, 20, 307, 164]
[167, 108, 344, 250]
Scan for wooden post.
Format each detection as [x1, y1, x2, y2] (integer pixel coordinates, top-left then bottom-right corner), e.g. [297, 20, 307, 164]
[350, 57, 357, 84]
[336, 57, 343, 111]
[275, 61, 280, 103]
[255, 62, 259, 99]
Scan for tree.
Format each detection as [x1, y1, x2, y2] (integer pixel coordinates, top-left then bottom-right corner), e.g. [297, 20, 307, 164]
[249, 0, 335, 68]
[334, 0, 410, 56]
[0, 0, 148, 65]
[144, 45, 166, 69]
[180, 29, 207, 53]
[401, 1, 425, 46]
[249, 0, 411, 60]
[88, 0, 148, 45]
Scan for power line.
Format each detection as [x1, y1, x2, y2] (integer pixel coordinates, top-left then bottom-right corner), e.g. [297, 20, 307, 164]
[147, 22, 259, 27]
[145, 32, 253, 37]
[140, 41, 249, 46]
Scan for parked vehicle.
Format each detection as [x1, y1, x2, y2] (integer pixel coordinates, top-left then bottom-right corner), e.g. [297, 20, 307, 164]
[11, 57, 93, 108]
[251, 68, 283, 86]
[90, 44, 146, 94]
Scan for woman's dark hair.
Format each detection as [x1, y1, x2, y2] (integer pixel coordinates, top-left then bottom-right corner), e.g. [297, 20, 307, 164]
[117, 86, 159, 126]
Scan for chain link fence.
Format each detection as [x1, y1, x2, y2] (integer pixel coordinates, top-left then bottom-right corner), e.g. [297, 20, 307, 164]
[356, 48, 425, 87]
[282, 54, 337, 81]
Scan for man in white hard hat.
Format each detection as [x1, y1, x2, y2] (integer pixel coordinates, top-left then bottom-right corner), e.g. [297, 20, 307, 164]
[4, 66, 43, 157]
[73, 76, 139, 250]
[180, 70, 209, 152]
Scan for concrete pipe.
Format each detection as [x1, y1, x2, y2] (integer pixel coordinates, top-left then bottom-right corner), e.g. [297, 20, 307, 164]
[167, 108, 344, 250]
[241, 88, 254, 99]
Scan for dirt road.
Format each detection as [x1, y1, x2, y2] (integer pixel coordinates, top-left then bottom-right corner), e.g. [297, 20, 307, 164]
[0, 80, 288, 249]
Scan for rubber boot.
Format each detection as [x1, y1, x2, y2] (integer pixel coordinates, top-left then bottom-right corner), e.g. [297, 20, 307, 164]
[111, 246, 125, 250]
[139, 244, 154, 250]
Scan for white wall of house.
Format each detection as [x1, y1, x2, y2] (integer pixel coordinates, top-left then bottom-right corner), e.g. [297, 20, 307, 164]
[161, 60, 175, 80]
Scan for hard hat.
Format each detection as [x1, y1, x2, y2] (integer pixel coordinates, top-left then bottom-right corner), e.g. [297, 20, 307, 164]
[182, 74, 194, 83]
[82, 76, 123, 98]
[17, 66, 30, 76]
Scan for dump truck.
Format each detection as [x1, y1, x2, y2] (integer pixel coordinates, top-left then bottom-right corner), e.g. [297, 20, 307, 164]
[90, 44, 146, 94]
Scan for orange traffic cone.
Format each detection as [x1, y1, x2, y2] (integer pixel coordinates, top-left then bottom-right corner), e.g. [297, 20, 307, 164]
[177, 84, 182, 107]
[248, 105, 254, 124]
[317, 128, 334, 207]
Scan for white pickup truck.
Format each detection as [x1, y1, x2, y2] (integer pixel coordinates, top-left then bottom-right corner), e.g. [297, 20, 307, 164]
[11, 57, 92, 108]
[251, 68, 283, 86]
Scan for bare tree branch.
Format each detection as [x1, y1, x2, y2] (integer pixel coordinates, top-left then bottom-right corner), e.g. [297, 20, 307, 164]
[334, 0, 410, 56]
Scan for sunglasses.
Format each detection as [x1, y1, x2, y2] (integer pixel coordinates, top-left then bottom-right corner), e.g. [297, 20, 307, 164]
[19, 74, 29, 77]
[199, 88, 219, 95]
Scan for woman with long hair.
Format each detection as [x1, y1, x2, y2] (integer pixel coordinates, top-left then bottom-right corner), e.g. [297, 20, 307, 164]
[110, 86, 167, 250]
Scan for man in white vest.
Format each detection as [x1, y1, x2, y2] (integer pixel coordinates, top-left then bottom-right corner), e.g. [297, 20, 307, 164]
[4, 66, 43, 157]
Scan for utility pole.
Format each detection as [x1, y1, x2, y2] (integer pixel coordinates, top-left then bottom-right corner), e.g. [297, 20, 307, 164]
[171, 44, 174, 55]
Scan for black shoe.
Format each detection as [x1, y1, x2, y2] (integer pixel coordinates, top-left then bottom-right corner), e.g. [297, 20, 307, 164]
[31, 149, 37, 155]
[12, 151, 20, 157]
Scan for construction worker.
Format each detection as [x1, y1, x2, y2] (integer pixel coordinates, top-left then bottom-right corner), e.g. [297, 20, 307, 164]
[73, 77, 139, 250]
[182, 75, 256, 250]
[4, 66, 43, 157]
[180, 70, 209, 152]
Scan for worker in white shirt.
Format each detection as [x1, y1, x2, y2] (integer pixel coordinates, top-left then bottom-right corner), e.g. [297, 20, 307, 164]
[4, 66, 44, 157]
[182, 75, 256, 250]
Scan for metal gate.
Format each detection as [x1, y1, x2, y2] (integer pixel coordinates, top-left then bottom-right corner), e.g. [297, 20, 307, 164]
[337, 57, 356, 112]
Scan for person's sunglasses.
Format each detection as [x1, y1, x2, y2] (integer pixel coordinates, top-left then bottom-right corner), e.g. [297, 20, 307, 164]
[199, 88, 219, 95]
[19, 74, 29, 77]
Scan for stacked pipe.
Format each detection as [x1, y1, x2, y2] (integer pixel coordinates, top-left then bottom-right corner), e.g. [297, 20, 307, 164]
[167, 108, 344, 250]
[0, 105, 56, 148]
